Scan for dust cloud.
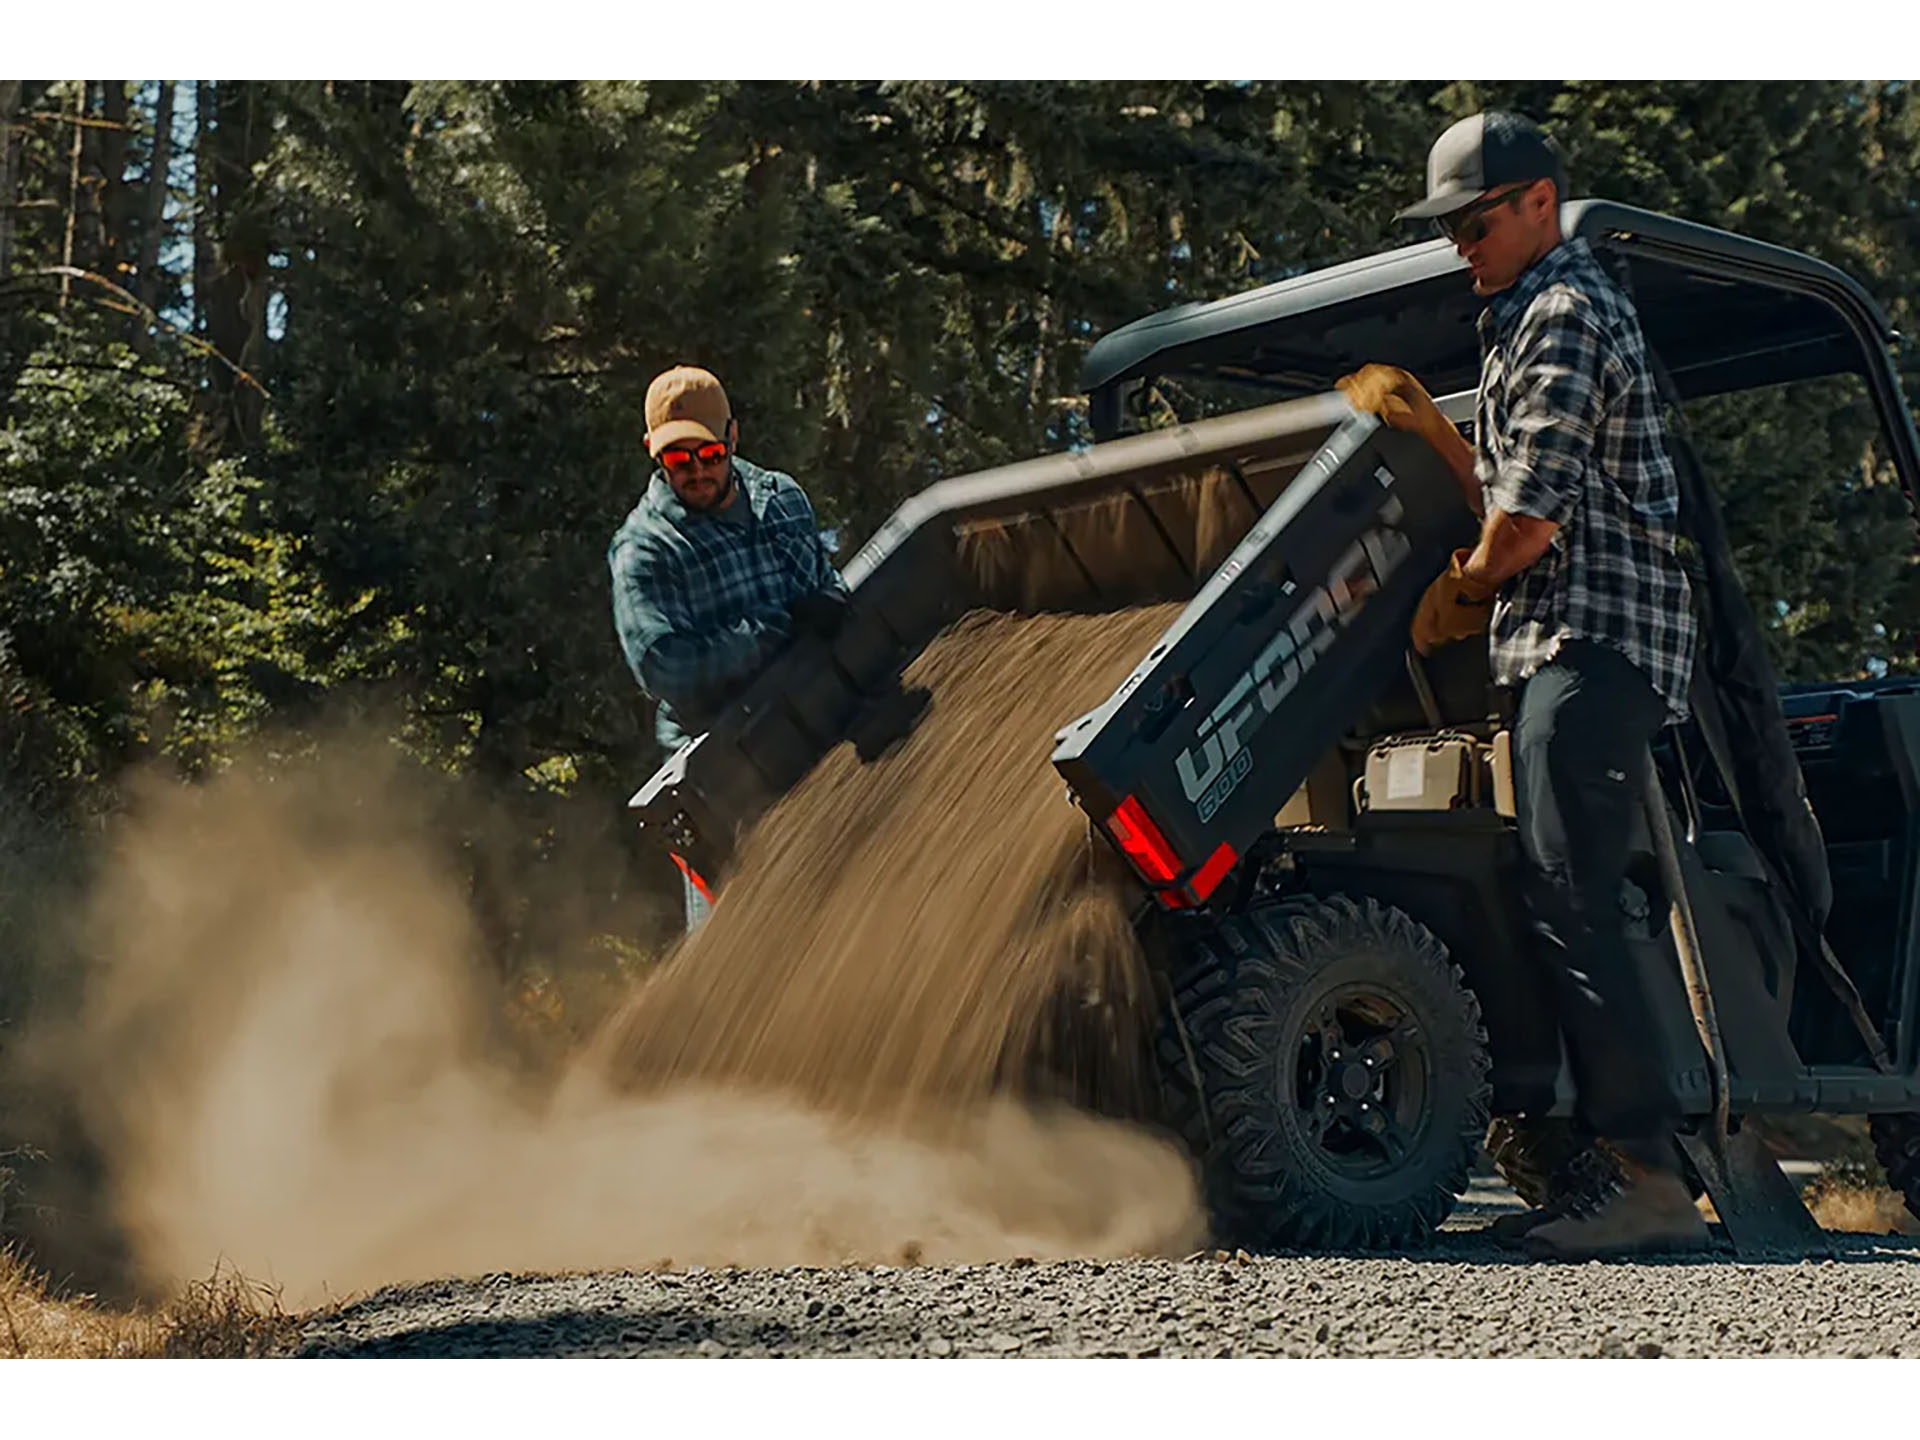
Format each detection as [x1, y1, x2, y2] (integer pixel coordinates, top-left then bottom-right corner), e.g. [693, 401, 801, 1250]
[51, 609, 1204, 1306]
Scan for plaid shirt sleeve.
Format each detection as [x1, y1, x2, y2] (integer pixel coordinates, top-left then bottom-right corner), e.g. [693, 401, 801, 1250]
[1481, 293, 1611, 527]
[766, 477, 850, 598]
[608, 532, 779, 715]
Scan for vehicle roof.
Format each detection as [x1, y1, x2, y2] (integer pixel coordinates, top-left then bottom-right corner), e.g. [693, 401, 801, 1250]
[1079, 199, 1898, 405]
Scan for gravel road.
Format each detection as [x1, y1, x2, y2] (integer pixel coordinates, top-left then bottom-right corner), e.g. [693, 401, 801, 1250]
[293, 1186, 1920, 1359]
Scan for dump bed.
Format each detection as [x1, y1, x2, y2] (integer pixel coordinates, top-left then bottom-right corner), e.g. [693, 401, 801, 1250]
[628, 393, 1368, 876]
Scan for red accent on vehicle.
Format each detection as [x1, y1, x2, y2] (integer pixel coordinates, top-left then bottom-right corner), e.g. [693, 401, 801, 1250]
[670, 851, 715, 903]
[1157, 888, 1191, 910]
[1105, 795, 1182, 884]
[1188, 841, 1239, 902]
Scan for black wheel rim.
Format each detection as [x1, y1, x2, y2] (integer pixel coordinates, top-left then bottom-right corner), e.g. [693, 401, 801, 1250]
[1290, 982, 1432, 1183]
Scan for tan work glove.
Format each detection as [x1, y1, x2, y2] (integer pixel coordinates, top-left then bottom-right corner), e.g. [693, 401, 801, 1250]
[1336, 364, 1456, 453]
[1411, 548, 1496, 656]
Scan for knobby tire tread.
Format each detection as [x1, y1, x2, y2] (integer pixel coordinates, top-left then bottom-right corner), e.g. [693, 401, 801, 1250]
[1870, 1112, 1920, 1224]
[1156, 893, 1491, 1252]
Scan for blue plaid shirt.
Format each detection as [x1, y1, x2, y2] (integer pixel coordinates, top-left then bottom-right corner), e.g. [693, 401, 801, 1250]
[609, 456, 847, 751]
[1476, 238, 1697, 719]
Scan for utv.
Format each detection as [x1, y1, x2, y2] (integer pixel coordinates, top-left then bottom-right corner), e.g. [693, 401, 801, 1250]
[630, 200, 1920, 1251]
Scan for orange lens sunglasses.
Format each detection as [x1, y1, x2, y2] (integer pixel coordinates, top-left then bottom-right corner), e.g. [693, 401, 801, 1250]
[658, 439, 729, 468]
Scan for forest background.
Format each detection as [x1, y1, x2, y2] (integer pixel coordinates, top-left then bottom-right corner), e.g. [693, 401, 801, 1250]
[2, 84, 1917, 1248]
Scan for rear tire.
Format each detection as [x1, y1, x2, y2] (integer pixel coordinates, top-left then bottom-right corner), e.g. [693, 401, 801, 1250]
[1870, 1112, 1920, 1224]
[1156, 894, 1491, 1251]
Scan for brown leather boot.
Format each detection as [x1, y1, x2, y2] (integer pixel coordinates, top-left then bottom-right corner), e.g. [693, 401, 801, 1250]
[1521, 1164, 1709, 1260]
[1485, 1206, 1557, 1246]
[1484, 1133, 1629, 1248]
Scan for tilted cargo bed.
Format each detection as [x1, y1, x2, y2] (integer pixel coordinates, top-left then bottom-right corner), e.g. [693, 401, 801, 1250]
[628, 393, 1373, 876]
[1051, 415, 1474, 907]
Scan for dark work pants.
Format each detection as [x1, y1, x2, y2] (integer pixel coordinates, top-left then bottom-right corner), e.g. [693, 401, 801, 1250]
[1511, 640, 1683, 1175]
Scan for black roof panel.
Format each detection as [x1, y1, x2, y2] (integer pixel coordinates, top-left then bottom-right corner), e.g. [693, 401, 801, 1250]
[1080, 200, 1897, 405]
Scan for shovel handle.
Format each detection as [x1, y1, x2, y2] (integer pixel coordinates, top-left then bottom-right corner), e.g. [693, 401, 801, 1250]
[1405, 650, 1444, 729]
[1642, 744, 1731, 1141]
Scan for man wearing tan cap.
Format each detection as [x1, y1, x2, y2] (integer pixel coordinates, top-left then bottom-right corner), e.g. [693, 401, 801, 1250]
[609, 362, 848, 762]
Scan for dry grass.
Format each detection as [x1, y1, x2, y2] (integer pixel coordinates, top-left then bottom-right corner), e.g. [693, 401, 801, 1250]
[1802, 1163, 1920, 1236]
[1739, 1117, 1919, 1236]
[0, 1244, 302, 1358]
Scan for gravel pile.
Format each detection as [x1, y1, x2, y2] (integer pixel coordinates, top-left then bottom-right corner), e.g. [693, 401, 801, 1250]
[294, 1228, 1920, 1359]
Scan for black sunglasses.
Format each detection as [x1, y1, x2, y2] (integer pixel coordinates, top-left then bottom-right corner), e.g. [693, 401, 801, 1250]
[1434, 183, 1537, 244]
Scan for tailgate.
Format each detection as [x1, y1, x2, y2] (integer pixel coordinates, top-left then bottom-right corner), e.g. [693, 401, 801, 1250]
[1051, 414, 1474, 907]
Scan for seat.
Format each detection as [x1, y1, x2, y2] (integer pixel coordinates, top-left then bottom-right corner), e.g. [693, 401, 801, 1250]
[1694, 829, 1769, 884]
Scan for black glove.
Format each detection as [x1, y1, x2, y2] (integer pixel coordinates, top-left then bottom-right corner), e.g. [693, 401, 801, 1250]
[790, 588, 849, 640]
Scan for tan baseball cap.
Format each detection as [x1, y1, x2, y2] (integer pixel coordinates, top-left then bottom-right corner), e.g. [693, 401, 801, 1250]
[645, 366, 731, 456]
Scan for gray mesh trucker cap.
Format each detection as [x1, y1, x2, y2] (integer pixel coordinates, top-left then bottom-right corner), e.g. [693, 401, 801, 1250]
[1396, 111, 1566, 222]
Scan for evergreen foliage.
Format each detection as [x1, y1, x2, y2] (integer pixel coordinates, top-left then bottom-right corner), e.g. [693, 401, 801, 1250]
[2, 80, 1917, 975]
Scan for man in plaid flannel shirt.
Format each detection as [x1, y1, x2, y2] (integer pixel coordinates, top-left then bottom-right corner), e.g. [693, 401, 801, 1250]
[610, 365, 848, 928]
[1341, 112, 1707, 1260]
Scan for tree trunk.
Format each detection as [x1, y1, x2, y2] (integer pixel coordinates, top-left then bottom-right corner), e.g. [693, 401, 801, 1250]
[61, 82, 84, 306]
[192, 80, 213, 339]
[132, 81, 176, 349]
[197, 80, 272, 454]
[75, 81, 109, 275]
[99, 81, 131, 282]
[0, 81, 21, 279]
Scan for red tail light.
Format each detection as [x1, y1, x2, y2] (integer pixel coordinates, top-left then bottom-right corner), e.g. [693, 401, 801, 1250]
[1105, 795, 1182, 885]
[1188, 841, 1239, 902]
[670, 851, 714, 903]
